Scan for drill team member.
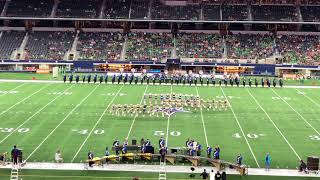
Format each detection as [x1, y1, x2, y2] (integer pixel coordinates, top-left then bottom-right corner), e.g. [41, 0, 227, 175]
[69, 74, 73, 83]
[93, 74, 97, 84]
[82, 75, 86, 83]
[75, 75, 79, 83]
[63, 74, 66, 83]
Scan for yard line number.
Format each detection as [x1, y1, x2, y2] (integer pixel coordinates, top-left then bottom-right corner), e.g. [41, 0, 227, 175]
[72, 129, 104, 135]
[232, 133, 266, 139]
[309, 135, 320, 141]
[154, 130, 181, 137]
[0, 91, 18, 94]
[47, 92, 72, 95]
[0, 128, 29, 133]
[272, 97, 292, 100]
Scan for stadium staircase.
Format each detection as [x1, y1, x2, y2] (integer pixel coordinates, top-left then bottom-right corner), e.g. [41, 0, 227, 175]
[120, 37, 127, 60]
[99, 0, 107, 18]
[9, 166, 20, 180]
[50, 0, 59, 18]
[1, 0, 10, 16]
[158, 161, 167, 180]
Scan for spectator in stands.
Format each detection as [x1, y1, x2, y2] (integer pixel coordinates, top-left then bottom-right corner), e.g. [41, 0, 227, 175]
[200, 169, 209, 179]
[265, 153, 271, 171]
[299, 160, 307, 173]
[55, 150, 63, 163]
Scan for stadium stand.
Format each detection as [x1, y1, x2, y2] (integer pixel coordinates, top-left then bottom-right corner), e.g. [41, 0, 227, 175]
[275, 35, 320, 65]
[77, 31, 123, 61]
[176, 33, 223, 59]
[225, 34, 274, 59]
[0, 31, 25, 60]
[222, 5, 248, 21]
[105, 0, 130, 19]
[125, 32, 173, 61]
[151, 0, 200, 20]
[5, 0, 53, 17]
[202, 5, 221, 21]
[300, 6, 320, 22]
[252, 5, 298, 21]
[130, 0, 149, 19]
[56, 0, 102, 18]
[25, 31, 75, 60]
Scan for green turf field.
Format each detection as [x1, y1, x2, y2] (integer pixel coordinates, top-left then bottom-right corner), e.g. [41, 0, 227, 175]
[0, 81, 319, 170]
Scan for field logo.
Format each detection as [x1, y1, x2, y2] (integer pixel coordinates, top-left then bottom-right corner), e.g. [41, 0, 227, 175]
[159, 107, 189, 117]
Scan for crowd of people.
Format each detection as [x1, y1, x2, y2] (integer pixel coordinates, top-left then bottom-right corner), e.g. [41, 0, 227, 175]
[126, 32, 173, 61]
[275, 34, 320, 65]
[176, 33, 223, 59]
[226, 33, 275, 59]
[77, 32, 123, 60]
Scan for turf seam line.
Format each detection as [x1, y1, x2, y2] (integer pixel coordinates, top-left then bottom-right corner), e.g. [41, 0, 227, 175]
[195, 86, 209, 147]
[220, 87, 260, 168]
[0, 83, 51, 117]
[25, 85, 101, 161]
[71, 85, 125, 162]
[0, 83, 25, 97]
[126, 85, 149, 139]
[0, 84, 76, 144]
[271, 88, 320, 136]
[246, 89, 301, 160]
[295, 89, 320, 109]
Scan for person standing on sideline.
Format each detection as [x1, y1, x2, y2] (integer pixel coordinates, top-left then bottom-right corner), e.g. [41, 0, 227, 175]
[265, 153, 271, 171]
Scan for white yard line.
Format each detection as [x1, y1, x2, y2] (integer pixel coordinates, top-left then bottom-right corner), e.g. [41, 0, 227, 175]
[1, 79, 320, 89]
[0, 83, 51, 117]
[71, 85, 124, 162]
[295, 89, 320, 109]
[126, 85, 149, 139]
[0, 83, 25, 97]
[195, 86, 209, 147]
[246, 89, 301, 160]
[271, 88, 320, 136]
[0, 84, 75, 144]
[25, 85, 100, 161]
[165, 85, 173, 146]
[220, 87, 260, 168]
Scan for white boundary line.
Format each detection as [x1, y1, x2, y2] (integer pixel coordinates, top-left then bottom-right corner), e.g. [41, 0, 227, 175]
[0, 83, 25, 97]
[0, 83, 51, 117]
[71, 85, 124, 162]
[0, 84, 75, 144]
[246, 89, 301, 160]
[271, 88, 320, 136]
[1, 79, 320, 89]
[126, 85, 149, 139]
[220, 87, 260, 168]
[295, 89, 320, 109]
[165, 85, 173, 146]
[25, 85, 101, 161]
[195, 86, 209, 147]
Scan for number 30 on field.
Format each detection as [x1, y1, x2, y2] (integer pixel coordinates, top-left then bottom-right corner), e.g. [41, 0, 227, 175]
[154, 131, 181, 136]
[0, 128, 30, 133]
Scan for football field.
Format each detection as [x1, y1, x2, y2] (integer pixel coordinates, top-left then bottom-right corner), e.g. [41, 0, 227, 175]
[0, 82, 319, 169]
